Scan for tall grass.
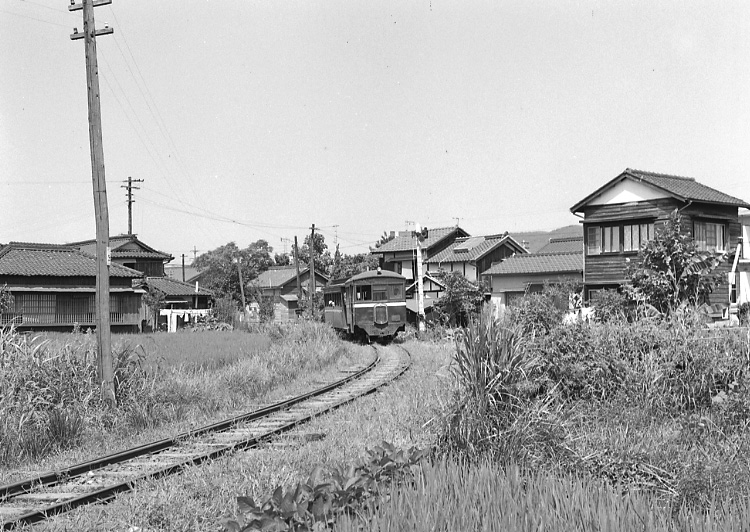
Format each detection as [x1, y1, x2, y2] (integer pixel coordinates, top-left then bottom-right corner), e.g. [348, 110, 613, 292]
[0, 320, 348, 469]
[336, 458, 750, 532]
[440, 296, 750, 510]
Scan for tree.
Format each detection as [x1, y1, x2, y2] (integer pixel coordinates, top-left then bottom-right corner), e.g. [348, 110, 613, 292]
[329, 245, 379, 280]
[0, 284, 14, 315]
[297, 233, 332, 274]
[433, 271, 487, 327]
[374, 230, 395, 249]
[142, 287, 165, 331]
[274, 253, 291, 266]
[193, 240, 275, 302]
[625, 210, 726, 315]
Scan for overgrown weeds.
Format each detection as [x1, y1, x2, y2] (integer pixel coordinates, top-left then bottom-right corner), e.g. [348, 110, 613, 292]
[0, 320, 348, 469]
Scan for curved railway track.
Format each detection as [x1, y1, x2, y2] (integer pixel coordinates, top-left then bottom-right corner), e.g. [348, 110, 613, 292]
[0, 344, 410, 530]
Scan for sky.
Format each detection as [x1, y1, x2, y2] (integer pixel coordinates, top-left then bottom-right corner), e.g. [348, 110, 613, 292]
[2, 0, 749, 263]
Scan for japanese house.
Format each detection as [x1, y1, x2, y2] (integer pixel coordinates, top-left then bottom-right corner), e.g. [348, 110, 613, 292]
[571, 168, 750, 316]
[0, 242, 144, 332]
[483, 236, 584, 313]
[139, 276, 214, 332]
[68, 234, 174, 277]
[425, 233, 527, 282]
[370, 226, 469, 285]
[249, 265, 330, 323]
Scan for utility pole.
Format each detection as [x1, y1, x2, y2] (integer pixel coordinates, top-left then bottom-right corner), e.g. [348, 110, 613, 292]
[333, 224, 339, 246]
[181, 254, 186, 282]
[309, 224, 317, 319]
[294, 236, 302, 303]
[415, 223, 426, 334]
[70, 0, 115, 407]
[280, 237, 292, 255]
[191, 246, 201, 263]
[235, 256, 247, 311]
[121, 176, 143, 235]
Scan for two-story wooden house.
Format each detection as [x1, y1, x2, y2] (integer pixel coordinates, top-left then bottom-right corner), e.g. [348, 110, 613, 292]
[571, 169, 750, 312]
[69, 234, 174, 277]
[424, 233, 527, 283]
[249, 265, 330, 323]
[370, 226, 469, 284]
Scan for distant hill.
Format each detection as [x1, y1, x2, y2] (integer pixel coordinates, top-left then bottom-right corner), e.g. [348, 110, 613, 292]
[509, 224, 582, 254]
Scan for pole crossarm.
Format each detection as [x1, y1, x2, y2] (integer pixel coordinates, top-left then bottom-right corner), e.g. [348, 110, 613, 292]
[70, 27, 113, 40]
[68, 0, 112, 11]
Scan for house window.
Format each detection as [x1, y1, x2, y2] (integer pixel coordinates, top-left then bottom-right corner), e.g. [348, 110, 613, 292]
[623, 223, 654, 252]
[694, 221, 726, 252]
[587, 226, 601, 255]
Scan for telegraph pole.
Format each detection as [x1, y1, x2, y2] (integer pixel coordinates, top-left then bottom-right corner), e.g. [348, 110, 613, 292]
[294, 236, 302, 302]
[70, 0, 115, 407]
[309, 224, 317, 319]
[121, 176, 143, 235]
[415, 223, 426, 333]
[181, 254, 186, 282]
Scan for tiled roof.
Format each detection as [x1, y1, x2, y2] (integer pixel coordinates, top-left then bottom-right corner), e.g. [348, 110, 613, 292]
[483, 251, 583, 276]
[371, 227, 468, 254]
[536, 236, 583, 255]
[626, 169, 750, 207]
[510, 225, 583, 254]
[145, 276, 213, 297]
[251, 266, 329, 289]
[425, 234, 525, 264]
[69, 235, 173, 261]
[571, 169, 750, 212]
[0, 243, 143, 278]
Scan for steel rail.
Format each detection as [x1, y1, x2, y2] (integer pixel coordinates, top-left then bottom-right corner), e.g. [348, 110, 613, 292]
[0, 345, 410, 530]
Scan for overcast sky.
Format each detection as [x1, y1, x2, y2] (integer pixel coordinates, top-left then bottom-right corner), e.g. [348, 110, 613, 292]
[2, 0, 749, 261]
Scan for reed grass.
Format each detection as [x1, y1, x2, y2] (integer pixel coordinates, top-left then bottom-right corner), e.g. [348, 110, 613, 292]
[335, 458, 750, 532]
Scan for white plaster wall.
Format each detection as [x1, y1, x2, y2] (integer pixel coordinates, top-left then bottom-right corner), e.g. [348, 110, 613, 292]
[589, 179, 669, 205]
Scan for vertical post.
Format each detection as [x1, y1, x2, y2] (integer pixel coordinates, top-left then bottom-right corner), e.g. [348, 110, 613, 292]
[181, 254, 185, 282]
[121, 176, 143, 235]
[415, 223, 426, 333]
[294, 236, 302, 302]
[236, 257, 247, 310]
[71, 0, 115, 406]
[309, 224, 317, 319]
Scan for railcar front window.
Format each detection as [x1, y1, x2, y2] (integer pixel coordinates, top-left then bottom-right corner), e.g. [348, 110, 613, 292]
[390, 285, 402, 299]
[373, 289, 388, 301]
[356, 285, 372, 301]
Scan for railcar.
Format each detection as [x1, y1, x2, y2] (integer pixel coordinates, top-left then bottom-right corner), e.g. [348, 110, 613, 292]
[323, 269, 407, 342]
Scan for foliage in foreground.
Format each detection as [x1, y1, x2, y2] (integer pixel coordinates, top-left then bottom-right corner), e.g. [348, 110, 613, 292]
[337, 458, 750, 532]
[0, 320, 346, 468]
[439, 301, 750, 509]
[224, 442, 429, 532]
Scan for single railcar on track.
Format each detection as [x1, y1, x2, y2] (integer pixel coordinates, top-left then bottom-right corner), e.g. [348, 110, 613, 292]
[323, 269, 407, 342]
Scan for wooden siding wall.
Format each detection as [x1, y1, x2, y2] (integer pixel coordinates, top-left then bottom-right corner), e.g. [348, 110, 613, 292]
[583, 200, 742, 307]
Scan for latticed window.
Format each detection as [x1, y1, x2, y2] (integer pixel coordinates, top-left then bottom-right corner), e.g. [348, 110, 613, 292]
[694, 221, 726, 252]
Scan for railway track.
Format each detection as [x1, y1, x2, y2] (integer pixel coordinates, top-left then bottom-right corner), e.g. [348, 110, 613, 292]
[0, 344, 410, 530]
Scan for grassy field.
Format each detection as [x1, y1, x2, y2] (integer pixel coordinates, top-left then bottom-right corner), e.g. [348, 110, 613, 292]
[6, 311, 750, 531]
[0, 321, 368, 484]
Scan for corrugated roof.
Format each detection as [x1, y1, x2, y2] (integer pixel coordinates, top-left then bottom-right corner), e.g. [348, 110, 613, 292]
[0, 243, 143, 278]
[372, 227, 468, 254]
[145, 276, 213, 297]
[483, 251, 583, 276]
[571, 169, 750, 212]
[426, 234, 525, 264]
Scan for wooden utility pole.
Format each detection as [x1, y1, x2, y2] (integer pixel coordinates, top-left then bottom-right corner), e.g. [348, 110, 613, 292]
[235, 257, 247, 310]
[415, 223, 426, 333]
[309, 224, 317, 319]
[181, 254, 186, 282]
[294, 236, 302, 302]
[70, 0, 115, 407]
[121, 176, 143, 235]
